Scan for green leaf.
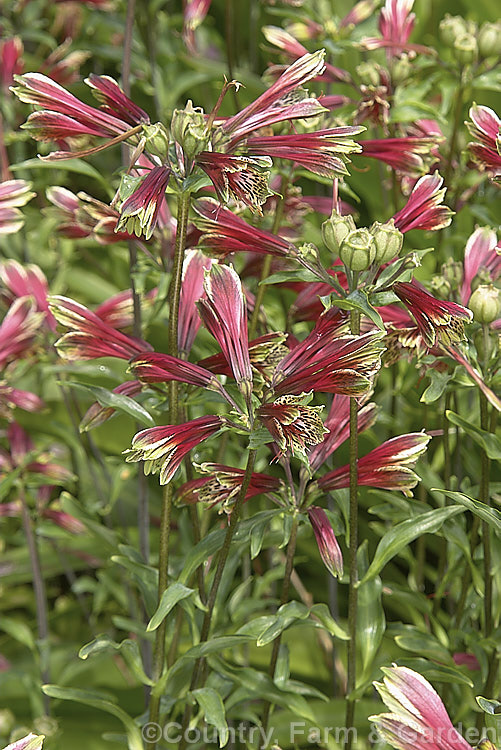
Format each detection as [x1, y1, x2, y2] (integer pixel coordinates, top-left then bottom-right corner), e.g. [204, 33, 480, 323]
[64, 382, 155, 428]
[42, 685, 143, 750]
[310, 603, 349, 640]
[477, 697, 501, 745]
[330, 289, 384, 329]
[0, 617, 35, 650]
[356, 542, 385, 683]
[261, 269, 321, 285]
[79, 635, 153, 686]
[256, 601, 309, 646]
[394, 631, 452, 664]
[10, 158, 112, 195]
[192, 688, 229, 748]
[477, 697, 501, 714]
[438, 490, 501, 534]
[358, 506, 464, 584]
[421, 369, 453, 403]
[446, 410, 501, 459]
[147, 583, 195, 631]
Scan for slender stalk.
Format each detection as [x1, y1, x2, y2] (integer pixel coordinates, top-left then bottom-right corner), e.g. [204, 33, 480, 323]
[147, 191, 191, 745]
[344, 309, 360, 750]
[20, 490, 50, 715]
[178, 449, 257, 750]
[261, 516, 299, 733]
[432, 393, 451, 615]
[480, 391, 492, 638]
[225, 0, 239, 110]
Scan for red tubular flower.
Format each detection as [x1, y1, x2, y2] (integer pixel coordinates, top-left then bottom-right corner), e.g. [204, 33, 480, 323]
[392, 172, 453, 233]
[198, 264, 252, 389]
[0, 260, 56, 331]
[0, 298, 44, 369]
[467, 104, 501, 179]
[262, 27, 350, 84]
[0, 383, 44, 419]
[176, 462, 282, 511]
[309, 395, 377, 472]
[194, 198, 294, 258]
[257, 394, 328, 461]
[307, 506, 343, 578]
[183, 0, 212, 52]
[379, 0, 415, 51]
[460, 227, 501, 304]
[196, 152, 273, 214]
[0, 180, 35, 235]
[199, 332, 289, 383]
[124, 415, 225, 484]
[46, 186, 133, 243]
[85, 74, 150, 127]
[0, 37, 23, 92]
[361, 137, 438, 176]
[370, 665, 472, 750]
[340, 0, 378, 27]
[94, 288, 157, 330]
[178, 250, 213, 356]
[318, 432, 430, 495]
[49, 295, 152, 360]
[116, 166, 171, 240]
[130, 351, 223, 391]
[245, 127, 365, 179]
[80, 380, 142, 431]
[394, 282, 473, 347]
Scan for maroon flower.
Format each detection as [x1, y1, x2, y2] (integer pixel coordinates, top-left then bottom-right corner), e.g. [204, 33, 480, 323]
[307, 506, 343, 578]
[0, 180, 35, 235]
[178, 250, 213, 356]
[0, 382, 44, 420]
[94, 288, 157, 331]
[183, 0, 213, 53]
[467, 104, 501, 179]
[116, 166, 171, 240]
[262, 27, 350, 84]
[196, 152, 273, 214]
[393, 282, 473, 347]
[0, 260, 56, 331]
[46, 186, 133, 243]
[460, 226, 501, 304]
[200, 332, 289, 383]
[124, 415, 225, 484]
[392, 172, 453, 233]
[0, 37, 23, 92]
[361, 137, 438, 176]
[129, 351, 224, 392]
[0, 298, 44, 369]
[257, 394, 328, 461]
[317, 432, 430, 495]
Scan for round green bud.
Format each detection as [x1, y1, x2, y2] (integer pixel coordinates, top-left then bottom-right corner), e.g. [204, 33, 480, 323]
[454, 33, 478, 64]
[469, 284, 501, 324]
[142, 122, 170, 161]
[391, 54, 412, 86]
[439, 14, 469, 47]
[370, 219, 404, 264]
[0, 709, 15, 736]
[478, 22, 501, 58]
[339, 228, 376, 271]
[355, 62, 381, 87]
[430, 275, 452, 300]
[171, 100, 208, 161]
[322, 212, 356, 255]
[442, 259, 463, 289]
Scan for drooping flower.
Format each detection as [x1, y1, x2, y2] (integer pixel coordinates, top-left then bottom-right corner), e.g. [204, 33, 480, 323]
[262, 27, 350, 83]
[115, 166, 171, 240]
[178, 250, 213, 356]
[370, 665, 472, 750]
[0, 298, 44, 369]
[245, 127, 365, 179]
[317, 432, 430, 495]
[94, 288, 157, 331]
[129, 351, 225, 392]
[38, 39, 90, 87]
[200, 332, 289, 384]
[49, 295, 152, 360]
[183, 0, 213, 53]
[0, 260, 56, 330]
[394, 282, 473, 347]
[361, 137, 439, 176]
[0, 382, 45, 420]
[257, 394, 328, 461]
[392, 172, 453, 233]
[460, 226, 501, 304]
[45, 186, 133, 243]
[124, 415, 225, 484]
[0, 37, 24, 92]
[467, 104, 501, 179]
[307, 506, 343, 578]
[361, 0, 423, 57]
[197, 264, 252, 391]
[196, 152, 273, 214]
[194, 198, 294, 258]
[0, 180, 35, 235]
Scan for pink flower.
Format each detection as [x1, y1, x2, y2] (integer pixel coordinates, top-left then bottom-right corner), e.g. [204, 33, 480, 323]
[196, 152, 273, 214]
[124, 415, 225, 484]
[370, 665, 472, 750]
[183, 0, 212, 53]
[460, 227, 501, 304]
[80, 380, 143, 431]
[0, 298, 44, 369]
[257, 394, 328, 461]
[318, 432, 430, 495]
[392, 172, 453, 232]
[94, 288, 157, 330]
[130, 351, 223, 392]
[176, 463, 282, 511]
[340, 0, 378, 28]
[49, 295, 152, 360]
[178, 250, 213, 356]
[307, 506, 343, 578]
[194, 197, 294, 258]
[0, 180, 35, 235]
[199, 332, 289, 383]
[362, 137, 438, 176]
[0, 37, 23, 92]
[198, 264, 252, 389]
[379, 0, 415, 51]
[0, 383, 45, 419]
[38, 40, 90, 87]
[394, 282, 473, 347]
[116, 166, 171, 240]
[2, 734, 45, 750]
[262, 27, 350, 83]
[2, 422, 73, 483]
[46, 186, 133, 243]
[0, 260, 56, 330]
[467, 104, 501, 179]
[452, 653, 480, 671]
[245, 127, 364, 179]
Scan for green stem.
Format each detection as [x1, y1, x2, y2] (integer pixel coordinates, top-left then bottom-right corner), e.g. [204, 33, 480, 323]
[344, 309, 360, 750]
[443, 73, 465, 191]
[178, 449, 257, 750]
[432, 393, 451, 615]
[480, 391, 492, 638]
[261, 516, 299, 732]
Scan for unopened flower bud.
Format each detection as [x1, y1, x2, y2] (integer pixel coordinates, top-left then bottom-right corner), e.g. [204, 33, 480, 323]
[370, 219, 403, 264]
[308, 506, 343, 578]
[439, 15, 468, 47]
[356, 61, 381, 87]
[322, 212, 356, 255]
[142, 122, 170, 161]
[391, 54, 412, 86]
[339, 228, 376, 271]
[454, 33, 478, 64]
[171, 100, 208, 161]
[469, 284, 500, 324]
[478, 22, 501, 58]
[442, 259, 463, 289]
[0, 708, 15, 735]
[430, 275, 451, 300]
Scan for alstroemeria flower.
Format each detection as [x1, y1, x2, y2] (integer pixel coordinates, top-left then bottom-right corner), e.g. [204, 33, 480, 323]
[262, 27, 350, 84]
[394, 282, 473, 347]
[200, 332, 289, 384]
[94, 288, 157, 331]
[124, 415, 225, 484]
[0, 180, 35, 235]
[361, 137, 439, 176]
[49, 295, 152, 360]
[0, 382, 44, 420]
[308, 506, 343, 578]
[176, 462, 282, 511]
[183, 0, 212, 52]
[116, 166, 171, 240]
[80, 380, 142, 431]
[1, 422, 73, 483]
[196, 152, 273, 214]
[467, 104, 501, 179]
[0, 260, 56, 330]
[0, 37, 24, 92]
[460, 227, 501, 304]
[198, 264, 252, 391]
[176, 250, 213, 356]
[392, 172, 453, 232]
[46, 186, 133, 243]
[194, 198, 294, 258]
[370, 665, 472, 750]
[0, 298, 44, 369]
[257, 394, 328, 461]
[317, 432, 430, 495]
[1, 733, 45, 750]
[245, 127, 365, 179]
[130, 351, 230, 394]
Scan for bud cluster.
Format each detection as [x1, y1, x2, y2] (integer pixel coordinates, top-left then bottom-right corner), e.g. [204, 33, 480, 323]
[439, 14, 501, 62]
[322, 212, 403, 271]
